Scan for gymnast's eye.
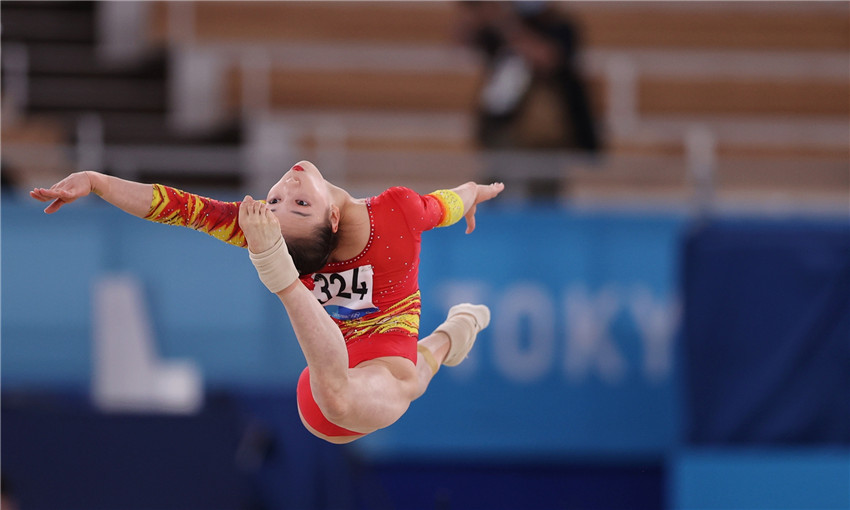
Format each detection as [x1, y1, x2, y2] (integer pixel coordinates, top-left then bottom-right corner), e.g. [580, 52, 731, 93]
[267, 198, 279, 204]
[295, 199, 308, 207]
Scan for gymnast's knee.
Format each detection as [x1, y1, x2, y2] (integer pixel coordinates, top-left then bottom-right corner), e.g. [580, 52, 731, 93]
[296, 367, 365, 443]
[311, 380, 352, 424]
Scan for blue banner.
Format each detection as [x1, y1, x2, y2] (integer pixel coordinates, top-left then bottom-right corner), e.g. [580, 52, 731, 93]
[363, 207, 686, 458]
[2, 198, 685, 457]
[682, 219, 850, 445]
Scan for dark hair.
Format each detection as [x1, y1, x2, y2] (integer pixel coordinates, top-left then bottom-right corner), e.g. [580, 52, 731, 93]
[286, 220, 339, 276]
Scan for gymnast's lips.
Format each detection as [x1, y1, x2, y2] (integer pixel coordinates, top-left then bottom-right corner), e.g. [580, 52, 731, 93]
[292, 165, 305, 172]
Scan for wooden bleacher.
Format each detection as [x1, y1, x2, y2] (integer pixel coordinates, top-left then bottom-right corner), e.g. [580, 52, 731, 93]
[150, 2, 457, 45]
[146, 1, 849, 205]
[567, 1, 849, 51]
[150, 1, 849, 50]
[637, 77, 847, 117]
[226, 67, 480, 113]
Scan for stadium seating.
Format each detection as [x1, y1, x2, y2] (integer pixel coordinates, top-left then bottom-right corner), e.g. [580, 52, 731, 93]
[2, 1, 847, 201]
[143, 1, 848, 202]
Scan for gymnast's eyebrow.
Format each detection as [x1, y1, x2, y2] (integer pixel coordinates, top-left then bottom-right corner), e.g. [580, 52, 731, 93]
[290, 210, 310, 217]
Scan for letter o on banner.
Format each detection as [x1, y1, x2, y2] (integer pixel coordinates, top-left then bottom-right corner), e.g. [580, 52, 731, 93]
[492, 283, 555, 383]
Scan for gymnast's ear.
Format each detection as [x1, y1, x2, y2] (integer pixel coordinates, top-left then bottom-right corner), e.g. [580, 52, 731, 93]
[329, 204, 340, 233]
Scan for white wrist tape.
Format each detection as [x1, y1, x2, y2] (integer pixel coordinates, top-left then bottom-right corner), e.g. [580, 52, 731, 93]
[248, 236, 299, 293]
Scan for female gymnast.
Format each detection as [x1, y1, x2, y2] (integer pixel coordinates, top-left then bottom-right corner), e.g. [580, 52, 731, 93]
[30, 161, 504, 443]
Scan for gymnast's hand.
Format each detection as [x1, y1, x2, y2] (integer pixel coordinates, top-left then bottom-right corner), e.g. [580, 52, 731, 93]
[464, 182, 505, 234]
[29, 171, 95, 214]
[239, 196, 283, 254]
[240, 195, 299, 293]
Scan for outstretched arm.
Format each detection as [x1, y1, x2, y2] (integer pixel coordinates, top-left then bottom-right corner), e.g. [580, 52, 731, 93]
[31, 171, 248, 248]
[30, 171, 152, 217]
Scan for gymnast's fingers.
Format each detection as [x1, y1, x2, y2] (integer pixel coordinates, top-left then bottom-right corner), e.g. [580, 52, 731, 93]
[43, 197, 67, 214]
[464, 204, 478, 234]
[30, 189, 51, 202]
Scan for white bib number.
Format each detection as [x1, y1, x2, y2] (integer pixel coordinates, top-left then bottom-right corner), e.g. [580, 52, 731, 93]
[311, 265, 379, 320]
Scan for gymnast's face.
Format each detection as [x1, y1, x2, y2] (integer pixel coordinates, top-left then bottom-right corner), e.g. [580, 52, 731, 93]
[265, 160, 338, 240]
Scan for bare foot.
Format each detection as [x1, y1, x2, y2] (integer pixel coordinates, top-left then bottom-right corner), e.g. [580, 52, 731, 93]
[239, 196, 283, 253]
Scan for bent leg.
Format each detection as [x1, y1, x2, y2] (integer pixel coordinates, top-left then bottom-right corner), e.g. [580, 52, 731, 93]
[297, 355, 419, 439]
[239, 200, 378, 436]
[296, 367, 364, 444]
[276, 284, 422, 436]
[239, 196, 349, 396]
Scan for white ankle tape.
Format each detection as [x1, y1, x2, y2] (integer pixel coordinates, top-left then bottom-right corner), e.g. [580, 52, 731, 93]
[249, 236, 299, 293]
[437, 304, 490, 367]
[436, 315, 476, 366]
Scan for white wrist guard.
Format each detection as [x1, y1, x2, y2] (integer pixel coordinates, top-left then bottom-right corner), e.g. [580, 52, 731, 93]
[249, 236, 299, 293]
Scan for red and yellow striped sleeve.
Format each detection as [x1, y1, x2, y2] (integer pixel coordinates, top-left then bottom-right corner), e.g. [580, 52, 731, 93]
[145, 184, 248, 248]
[427, 189, 465, 228]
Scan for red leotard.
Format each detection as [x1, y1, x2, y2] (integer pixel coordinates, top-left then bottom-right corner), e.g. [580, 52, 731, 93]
[146, 184, 464, 438]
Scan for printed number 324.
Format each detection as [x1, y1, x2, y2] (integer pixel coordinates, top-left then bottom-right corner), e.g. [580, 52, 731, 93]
[314, 267, 369, 305]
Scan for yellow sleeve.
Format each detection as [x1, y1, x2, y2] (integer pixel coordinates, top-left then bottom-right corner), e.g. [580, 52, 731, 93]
[427, 189, 465, 228]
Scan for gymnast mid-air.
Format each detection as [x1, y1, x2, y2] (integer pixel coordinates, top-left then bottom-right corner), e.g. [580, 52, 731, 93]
[31, 161, 504, 443]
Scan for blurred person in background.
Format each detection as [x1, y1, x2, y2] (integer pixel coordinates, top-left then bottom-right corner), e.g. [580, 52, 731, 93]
[30, 162, 504, 444]
[457, 1, 601, 197]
